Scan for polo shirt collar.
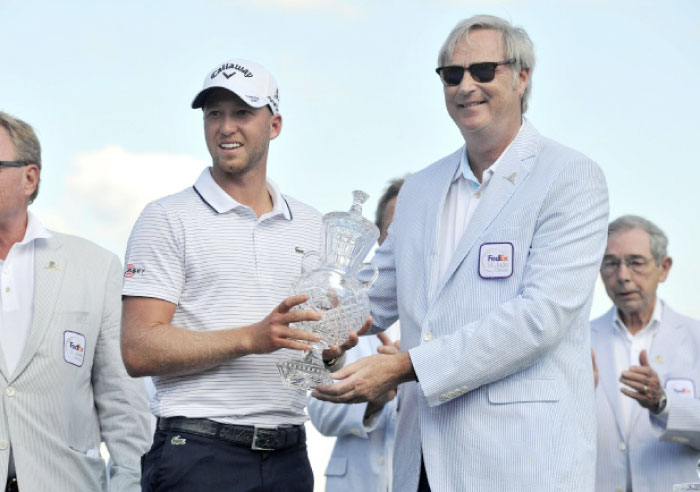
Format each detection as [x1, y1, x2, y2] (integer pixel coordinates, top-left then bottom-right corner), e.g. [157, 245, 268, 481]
[193, 167, 292, 220]
[21, 211, 52, 245]
[454, 119, 524, 185]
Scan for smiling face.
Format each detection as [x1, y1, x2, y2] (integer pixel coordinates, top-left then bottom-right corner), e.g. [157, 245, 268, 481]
[203, 88, 281, 181]
[601, 227, 672, 324]
[443, 28, 528, 141]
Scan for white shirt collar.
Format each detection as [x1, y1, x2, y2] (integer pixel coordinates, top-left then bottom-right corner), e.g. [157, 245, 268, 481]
[20, 211, 52, 246]
[454, 120, 525, 185]
[613, 297, 663, 338]
[193, 168, 291, 220]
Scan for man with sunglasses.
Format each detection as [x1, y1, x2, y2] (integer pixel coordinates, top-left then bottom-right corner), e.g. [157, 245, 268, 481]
[0, 111, 151, 491]
[591, 215, 700, 491]
[312, 15, 608, 491]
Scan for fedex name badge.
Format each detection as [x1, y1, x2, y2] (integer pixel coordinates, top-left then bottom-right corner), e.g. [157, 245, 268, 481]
[479, 242, 514, 279]
[665, 378, 696, 398]
[64, 331, 86, 367]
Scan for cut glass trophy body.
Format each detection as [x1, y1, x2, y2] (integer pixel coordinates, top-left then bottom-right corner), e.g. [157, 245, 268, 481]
[277, 190, 380, 390]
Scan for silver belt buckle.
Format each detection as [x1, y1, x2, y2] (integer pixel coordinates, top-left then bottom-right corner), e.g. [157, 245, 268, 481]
[251, 425, 277, 451]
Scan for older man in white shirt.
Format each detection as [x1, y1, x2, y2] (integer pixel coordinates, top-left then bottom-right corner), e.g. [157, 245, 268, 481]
[0, 112, 150, 491]
[591, 215, 700, 492]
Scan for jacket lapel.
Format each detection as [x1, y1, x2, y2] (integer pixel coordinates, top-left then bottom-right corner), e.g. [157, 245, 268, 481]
[648, 303, 686, 376]
[435, 121, 538, 295]
[425, 148, 464, 304]
[10, 236, 66, 381]
[0, 343, 8, 381]
[595, 308, 626, 439]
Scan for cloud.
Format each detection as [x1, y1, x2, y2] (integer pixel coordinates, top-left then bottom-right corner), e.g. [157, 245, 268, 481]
[61, 145, 207, 255]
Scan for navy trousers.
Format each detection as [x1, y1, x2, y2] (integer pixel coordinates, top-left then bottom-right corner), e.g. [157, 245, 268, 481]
[141, 429, 314, 492]
[418, 456, 432, 492]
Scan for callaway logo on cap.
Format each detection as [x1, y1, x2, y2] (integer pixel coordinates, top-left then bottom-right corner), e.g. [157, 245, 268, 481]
[191, 58, 280, 114]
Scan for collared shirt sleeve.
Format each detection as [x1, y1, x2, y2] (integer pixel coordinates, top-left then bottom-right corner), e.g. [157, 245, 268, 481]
[122, 201, 185, 304]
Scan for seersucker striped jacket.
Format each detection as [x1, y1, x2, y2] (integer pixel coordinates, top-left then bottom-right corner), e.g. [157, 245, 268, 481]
[0, 232, 151, 491]
[368, 120, 609, 492]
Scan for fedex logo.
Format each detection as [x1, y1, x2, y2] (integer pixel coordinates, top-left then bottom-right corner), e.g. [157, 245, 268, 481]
[69, 342, 84, 352]
[673, 387, 692, 395]
[487, 254, 509, 262]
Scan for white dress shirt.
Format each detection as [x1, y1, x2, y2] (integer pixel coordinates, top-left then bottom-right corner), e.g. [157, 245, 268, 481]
[611, 298, 669, 439]
[0, 212, 52, 375]
[438, 129, 520, 282]
[611, 299, 673, 492]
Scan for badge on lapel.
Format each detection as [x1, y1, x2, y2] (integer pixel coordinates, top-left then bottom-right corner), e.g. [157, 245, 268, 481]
[64, 331, 86, 367]
[479, 242, 514, 279]
[665, 378, 696, 398]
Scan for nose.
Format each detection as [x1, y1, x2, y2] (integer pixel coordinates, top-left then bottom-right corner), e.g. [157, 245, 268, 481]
[455, 71, 479, 96]
[615, 262, 633, 282]
[220, 115, 238, 135]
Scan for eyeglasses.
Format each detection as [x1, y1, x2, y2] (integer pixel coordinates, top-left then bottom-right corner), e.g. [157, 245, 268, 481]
[0, 161, 29, 167]
[435, 59, 516, 85]
[600, 256, 656, 275]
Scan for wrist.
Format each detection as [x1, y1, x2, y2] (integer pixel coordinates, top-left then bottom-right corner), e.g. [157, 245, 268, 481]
[397, 352, 418, 384]
[651, 391, 668, 414]
[364, 400, 384, 420]
[232, 324, 255, 356]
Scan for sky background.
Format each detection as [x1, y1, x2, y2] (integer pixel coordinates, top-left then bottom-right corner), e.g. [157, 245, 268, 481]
[2, 0, 699, 488]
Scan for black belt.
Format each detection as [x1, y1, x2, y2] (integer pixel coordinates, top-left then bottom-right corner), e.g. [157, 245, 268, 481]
[5, 477, 18, 492]
[158, 417, 305, 451]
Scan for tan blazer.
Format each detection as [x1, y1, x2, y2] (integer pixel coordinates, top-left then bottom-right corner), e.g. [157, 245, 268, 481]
[0, 232, 150, 491]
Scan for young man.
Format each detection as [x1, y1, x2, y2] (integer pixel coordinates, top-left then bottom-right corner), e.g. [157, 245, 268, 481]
[121, 58, 361, 492]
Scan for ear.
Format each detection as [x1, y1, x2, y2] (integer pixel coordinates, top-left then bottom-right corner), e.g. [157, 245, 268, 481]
[516, 67, 530, 96]
[269, 114, 282, 141]
[22, 164, 40, 199]
[658, 256, 672, 283]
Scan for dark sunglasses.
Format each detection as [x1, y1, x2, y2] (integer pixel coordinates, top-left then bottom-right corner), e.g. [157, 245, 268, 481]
[435, 59, 515, 85]
[0, 161, 30, 167]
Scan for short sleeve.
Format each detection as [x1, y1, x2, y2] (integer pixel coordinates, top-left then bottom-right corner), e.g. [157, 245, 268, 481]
[122, 201, 185, 304]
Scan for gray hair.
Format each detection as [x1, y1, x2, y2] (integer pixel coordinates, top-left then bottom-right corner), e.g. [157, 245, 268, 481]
[608, 215, 669, 264]
[0, 111, 42, 203]
[437, 15, 536, 113]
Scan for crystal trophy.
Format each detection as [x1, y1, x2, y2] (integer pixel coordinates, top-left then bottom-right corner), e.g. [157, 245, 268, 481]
[277, 190, 380, 390]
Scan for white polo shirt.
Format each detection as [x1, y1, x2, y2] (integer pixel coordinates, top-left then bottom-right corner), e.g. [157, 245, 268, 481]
[0, 212, 52, 375]
[123, 168, 322, 425]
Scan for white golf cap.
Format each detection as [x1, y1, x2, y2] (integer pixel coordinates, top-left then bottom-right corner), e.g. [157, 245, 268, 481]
[191, 58, 280, 114]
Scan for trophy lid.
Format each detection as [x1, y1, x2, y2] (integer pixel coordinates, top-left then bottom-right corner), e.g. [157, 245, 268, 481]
[322, 190, 380, 271]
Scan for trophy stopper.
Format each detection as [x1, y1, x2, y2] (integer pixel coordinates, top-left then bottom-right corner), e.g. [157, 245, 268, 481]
[350, 190, 369, 214]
